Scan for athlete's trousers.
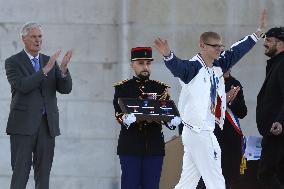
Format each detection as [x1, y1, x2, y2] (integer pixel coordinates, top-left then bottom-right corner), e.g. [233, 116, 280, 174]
[174, 126, 225, 189]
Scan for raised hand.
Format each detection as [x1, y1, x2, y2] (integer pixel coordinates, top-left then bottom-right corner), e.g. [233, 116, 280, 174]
[259, 9, 267, 31]
[153, 37, 171, 57]
[60, 49, 73, 74]
[256, 9, 267, 37]
[43, 49, 61, 75]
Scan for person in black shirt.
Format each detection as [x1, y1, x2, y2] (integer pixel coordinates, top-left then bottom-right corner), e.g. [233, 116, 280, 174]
[256, 27, 284, 189]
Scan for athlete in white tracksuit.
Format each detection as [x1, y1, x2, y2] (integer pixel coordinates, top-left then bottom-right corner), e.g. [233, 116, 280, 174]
[154, 27, 264, 188]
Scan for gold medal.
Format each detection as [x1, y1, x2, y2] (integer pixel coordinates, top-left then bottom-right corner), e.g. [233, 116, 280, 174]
[210, 104, 215, 115]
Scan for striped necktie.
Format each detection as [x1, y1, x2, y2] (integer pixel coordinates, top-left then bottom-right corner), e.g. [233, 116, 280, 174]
[32, 57, 46, 114]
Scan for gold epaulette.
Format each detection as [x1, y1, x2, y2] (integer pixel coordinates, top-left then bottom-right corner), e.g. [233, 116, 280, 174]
[152, 80, 170, 88]
[113, 79, 130, 87]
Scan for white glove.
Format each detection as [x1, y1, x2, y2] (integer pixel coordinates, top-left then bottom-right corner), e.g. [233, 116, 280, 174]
[122, 113, 136, 129]
[165, 116, 182, 130]
[169, 116, 182, 127]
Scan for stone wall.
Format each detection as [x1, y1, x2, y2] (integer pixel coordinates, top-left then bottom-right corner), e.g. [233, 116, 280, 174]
[0, 0, 283, 188]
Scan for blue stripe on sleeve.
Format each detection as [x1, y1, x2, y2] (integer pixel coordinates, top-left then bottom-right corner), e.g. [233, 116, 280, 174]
[164, 54, 202, 84]
[214, 35, 257, 72]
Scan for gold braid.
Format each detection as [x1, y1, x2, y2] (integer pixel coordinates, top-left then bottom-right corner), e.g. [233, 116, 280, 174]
[159, 87, 170, 100]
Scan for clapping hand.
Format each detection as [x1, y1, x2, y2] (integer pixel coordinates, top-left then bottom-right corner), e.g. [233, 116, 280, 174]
[226, 85, 240, 105]
[42, 49, 73, 75]
[60, 49, 73, 74]
[42, 49, 61, 75]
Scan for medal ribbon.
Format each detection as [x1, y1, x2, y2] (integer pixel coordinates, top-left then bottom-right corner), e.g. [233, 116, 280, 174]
[197, 54, 217, 112]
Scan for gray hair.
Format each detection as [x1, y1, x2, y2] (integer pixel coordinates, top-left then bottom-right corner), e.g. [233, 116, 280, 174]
[20, 22, 43, 37]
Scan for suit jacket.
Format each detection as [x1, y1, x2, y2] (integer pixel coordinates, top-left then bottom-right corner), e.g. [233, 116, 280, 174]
[5, 50, 72, 137]
[256, 51, 284, 136]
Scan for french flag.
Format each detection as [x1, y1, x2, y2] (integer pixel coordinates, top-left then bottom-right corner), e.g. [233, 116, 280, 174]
[215, 96, 243, 135]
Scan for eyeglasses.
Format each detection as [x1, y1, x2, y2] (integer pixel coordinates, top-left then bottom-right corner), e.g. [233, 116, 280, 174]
[204, 43, 225, 49]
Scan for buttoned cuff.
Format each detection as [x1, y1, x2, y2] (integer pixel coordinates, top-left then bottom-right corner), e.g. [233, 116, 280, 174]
[163, 52, 174, 61]
[251, 33, 261, 42]
[61, 69, 69, 78]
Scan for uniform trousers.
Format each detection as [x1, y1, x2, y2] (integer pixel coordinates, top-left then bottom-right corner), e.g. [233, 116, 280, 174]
[119, 155, 163, 189]
[10, 115, 55, 189]
[174, 126, 225, 189]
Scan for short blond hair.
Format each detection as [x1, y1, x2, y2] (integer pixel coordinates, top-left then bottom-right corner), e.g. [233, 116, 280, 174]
[200, 31, 221, 43]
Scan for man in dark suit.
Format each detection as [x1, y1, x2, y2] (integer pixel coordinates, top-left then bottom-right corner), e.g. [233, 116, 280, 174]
[5, 22, 73, 189]
[256, 27, 284, 189]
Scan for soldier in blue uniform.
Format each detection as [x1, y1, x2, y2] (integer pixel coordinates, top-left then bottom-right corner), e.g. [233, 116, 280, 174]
[113, 47, 180, 189]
